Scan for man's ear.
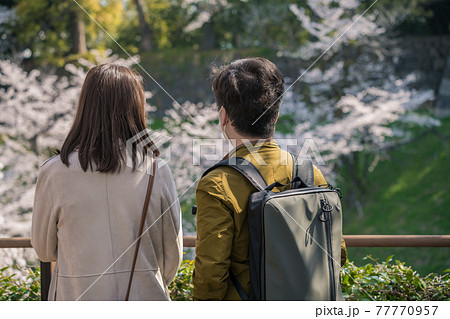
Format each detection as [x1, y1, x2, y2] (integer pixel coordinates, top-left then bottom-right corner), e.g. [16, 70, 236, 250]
[219, 106, 228, 126]
[274, 112, 280, 124]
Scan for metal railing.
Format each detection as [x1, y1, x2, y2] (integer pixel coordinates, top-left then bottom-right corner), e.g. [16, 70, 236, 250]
[1, 235, 450, 300]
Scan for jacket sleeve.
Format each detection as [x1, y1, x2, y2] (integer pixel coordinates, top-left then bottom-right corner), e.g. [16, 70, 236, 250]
[31, 165, 58, 262]
[313, 165, 348, 267]
[160, 164, 183, 286]
[193, 175, 234, 301]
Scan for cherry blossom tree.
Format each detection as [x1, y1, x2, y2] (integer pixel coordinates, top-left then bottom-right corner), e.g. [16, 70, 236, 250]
[282, 0, 440, 213]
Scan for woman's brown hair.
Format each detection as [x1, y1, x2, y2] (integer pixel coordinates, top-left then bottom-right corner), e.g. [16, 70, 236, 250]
[60, 63, 159, 173]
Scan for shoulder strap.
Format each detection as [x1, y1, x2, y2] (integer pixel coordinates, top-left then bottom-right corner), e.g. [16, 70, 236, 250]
[125, 159, 157, 301]
[202, 157, 265, 300]
[202, 157, 268, 191]
[229, 270, 249, 301]
[291, 153, 314, 188]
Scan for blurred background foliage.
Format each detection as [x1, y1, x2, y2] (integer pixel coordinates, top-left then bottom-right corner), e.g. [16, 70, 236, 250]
[1, 0, 449, 63]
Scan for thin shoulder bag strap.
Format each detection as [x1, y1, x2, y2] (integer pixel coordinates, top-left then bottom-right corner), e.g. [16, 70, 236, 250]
[125, 159, 157, 301]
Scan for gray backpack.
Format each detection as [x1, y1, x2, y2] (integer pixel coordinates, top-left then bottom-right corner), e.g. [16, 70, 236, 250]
[202, 153, 343, 300]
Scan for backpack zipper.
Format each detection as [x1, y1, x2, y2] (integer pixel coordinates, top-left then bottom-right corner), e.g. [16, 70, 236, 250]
[320, 194, 336, 300]
[266, 187, 336, 199]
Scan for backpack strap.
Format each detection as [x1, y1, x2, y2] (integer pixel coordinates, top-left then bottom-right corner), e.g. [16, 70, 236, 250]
[202, 157, 266, 301]
[291, 153, 314, 188]
[229, 270, 249, 301]
[201, 157, 268, 191]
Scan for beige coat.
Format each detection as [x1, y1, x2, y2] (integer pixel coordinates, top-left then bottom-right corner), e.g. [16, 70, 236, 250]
[31, 152, 183, 301]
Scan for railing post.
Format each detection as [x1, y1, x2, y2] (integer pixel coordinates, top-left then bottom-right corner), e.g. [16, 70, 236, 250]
[40, 261, 51, 301]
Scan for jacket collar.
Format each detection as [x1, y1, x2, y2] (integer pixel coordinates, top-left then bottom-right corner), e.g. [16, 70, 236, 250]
[222, 139, 278, 160]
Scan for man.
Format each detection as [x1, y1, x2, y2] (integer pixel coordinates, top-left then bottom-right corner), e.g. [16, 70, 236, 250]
[193, 57, 347, 300]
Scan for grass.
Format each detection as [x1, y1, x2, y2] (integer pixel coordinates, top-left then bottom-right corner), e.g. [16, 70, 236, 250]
[342, 116, 450, 275]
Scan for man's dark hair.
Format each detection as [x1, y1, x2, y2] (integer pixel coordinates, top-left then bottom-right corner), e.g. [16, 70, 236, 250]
[211, 57, 285, 138]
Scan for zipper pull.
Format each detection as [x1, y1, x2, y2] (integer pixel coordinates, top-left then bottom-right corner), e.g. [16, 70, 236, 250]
[319, 198, 333, 222]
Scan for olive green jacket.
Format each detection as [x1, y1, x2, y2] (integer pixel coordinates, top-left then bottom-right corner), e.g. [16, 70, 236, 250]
[193, 141, 347, 300]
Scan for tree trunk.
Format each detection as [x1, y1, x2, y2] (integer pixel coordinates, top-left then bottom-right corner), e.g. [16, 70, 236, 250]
[201, 18, 215, 50]
[70, 9, 87, 54]
[134, 0, 153, 51]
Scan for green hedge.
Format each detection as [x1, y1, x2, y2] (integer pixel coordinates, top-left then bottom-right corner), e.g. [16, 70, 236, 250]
[0, 267, 40, 301]
[341, 256, 450, 301]
[168, 256, 450, 301]
[1, 257, 449, 301]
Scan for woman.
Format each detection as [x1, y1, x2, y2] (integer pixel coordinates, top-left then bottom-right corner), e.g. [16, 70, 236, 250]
[31, 63, 182, 300]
